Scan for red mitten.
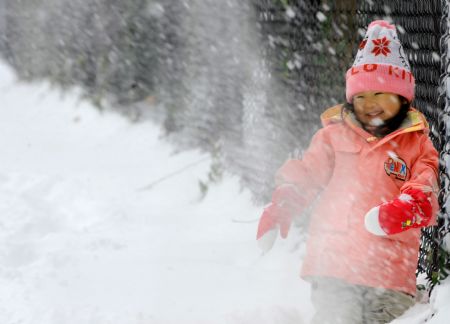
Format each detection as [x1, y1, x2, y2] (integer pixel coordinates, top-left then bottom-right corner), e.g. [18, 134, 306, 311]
[256, 184, 305, 240]
[365, 188, 433, 236]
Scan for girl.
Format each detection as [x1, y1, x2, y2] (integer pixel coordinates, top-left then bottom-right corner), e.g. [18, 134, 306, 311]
[256, 20, 439, 324]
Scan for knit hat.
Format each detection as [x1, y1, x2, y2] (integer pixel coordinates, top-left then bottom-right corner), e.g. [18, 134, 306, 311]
[345, 20, 415, 103]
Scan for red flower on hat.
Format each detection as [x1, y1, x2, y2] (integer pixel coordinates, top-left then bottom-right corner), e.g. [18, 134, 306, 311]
[359, 39, 368, 49]
[372, 36, 391, 56]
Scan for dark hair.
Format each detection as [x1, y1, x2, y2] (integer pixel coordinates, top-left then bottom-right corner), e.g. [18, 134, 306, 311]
[342, 96, 411, 137]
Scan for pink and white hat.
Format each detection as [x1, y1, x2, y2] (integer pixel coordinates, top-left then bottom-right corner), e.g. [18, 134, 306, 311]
[345, 20, 415, 103]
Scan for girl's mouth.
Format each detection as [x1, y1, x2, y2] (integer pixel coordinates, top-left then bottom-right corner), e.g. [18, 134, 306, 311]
[366, 110, 383, 117]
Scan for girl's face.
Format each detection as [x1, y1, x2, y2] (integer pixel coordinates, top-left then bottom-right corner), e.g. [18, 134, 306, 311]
[352, 91, 403, 134]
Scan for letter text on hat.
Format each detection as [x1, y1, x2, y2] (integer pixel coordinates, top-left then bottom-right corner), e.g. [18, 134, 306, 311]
[364, 64, 378, 72]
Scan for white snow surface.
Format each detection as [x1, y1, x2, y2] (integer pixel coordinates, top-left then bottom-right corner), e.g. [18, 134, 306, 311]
[0, 61, 449, 323]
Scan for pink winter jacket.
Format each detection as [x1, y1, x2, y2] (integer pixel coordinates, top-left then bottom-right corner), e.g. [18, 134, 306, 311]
[275, 105, 439, 296]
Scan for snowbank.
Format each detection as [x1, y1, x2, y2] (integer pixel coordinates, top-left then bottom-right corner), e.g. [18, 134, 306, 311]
[0, 62, 312, 323]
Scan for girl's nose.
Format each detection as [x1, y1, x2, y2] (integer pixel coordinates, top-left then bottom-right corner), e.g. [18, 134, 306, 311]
[363, 99, 377, 110]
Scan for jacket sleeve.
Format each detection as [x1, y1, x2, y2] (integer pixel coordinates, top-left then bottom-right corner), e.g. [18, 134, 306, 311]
[400, 134, 439, 225]
[274, 127, 335, 207]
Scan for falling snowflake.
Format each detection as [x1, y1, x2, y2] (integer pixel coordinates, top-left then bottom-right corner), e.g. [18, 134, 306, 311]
[372, 36, 391, 56]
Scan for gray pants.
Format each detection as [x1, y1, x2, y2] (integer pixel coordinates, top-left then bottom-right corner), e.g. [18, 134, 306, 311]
[310, 277, 415, 324]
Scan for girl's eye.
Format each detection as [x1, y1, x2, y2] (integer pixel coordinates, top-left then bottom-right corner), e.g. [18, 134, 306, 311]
[375, 92, 383, 96]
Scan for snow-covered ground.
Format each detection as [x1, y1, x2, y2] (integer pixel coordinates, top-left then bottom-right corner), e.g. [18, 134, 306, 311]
[0, 60, 449, 323]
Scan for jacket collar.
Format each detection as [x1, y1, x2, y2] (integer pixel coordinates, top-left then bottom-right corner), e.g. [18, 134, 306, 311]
[320, 104, 429, 144]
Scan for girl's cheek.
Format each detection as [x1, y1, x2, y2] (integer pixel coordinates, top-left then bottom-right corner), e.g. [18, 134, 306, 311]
[388, 95, 401, 104]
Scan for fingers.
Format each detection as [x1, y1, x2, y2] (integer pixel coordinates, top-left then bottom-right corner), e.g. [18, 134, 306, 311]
[256, 210, 276, 240]
[256, 203, 294, 240]
[279, 220, 291, 238]
[257, 227, 278, 253]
